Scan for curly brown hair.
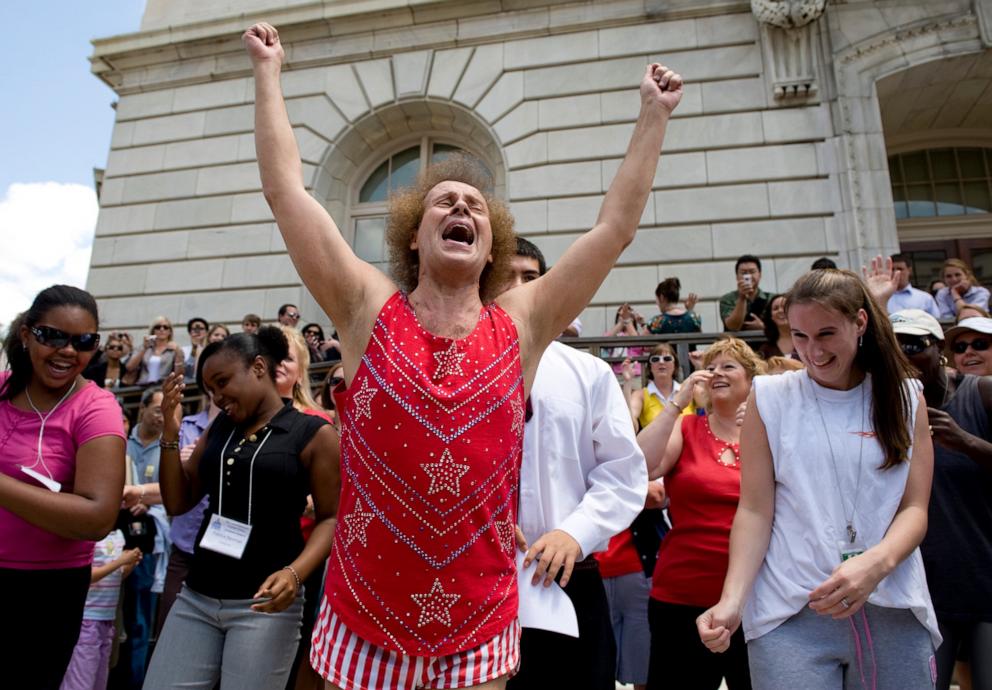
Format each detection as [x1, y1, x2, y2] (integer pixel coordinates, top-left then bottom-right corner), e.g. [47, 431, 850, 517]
[385, 154, 515, 303]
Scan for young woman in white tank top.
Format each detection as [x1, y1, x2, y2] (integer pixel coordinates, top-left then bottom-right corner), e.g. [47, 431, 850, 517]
[696, 269, 941, 690]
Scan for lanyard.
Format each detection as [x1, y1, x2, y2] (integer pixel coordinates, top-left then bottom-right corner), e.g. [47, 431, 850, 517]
[808, 374, 866, 545]
[216, 426, 273, 525]
[23, 380, 78, 480]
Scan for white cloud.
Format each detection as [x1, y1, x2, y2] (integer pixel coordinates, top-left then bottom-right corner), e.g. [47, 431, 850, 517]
[0, 182, 98, 331]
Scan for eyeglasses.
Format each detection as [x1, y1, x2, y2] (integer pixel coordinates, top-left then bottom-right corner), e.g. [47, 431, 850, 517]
[898, 337, 932, 356]
[30, 326, 100, 352]
[189, 325, 206, 332]
[649, 355, 675, 364]
[152, 324, 171, 331]
[285, 312, 300, 320]
[951, 337, 991, 355]
[106, 345, 124, 352]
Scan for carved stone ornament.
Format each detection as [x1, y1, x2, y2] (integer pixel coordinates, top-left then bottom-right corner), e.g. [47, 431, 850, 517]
[752, 0, 827, 102]
[751, 0, 827, 29]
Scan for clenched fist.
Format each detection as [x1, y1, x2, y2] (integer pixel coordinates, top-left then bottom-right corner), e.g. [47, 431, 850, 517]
[641, 63, 684, 114]
[243, 22, 285, 68]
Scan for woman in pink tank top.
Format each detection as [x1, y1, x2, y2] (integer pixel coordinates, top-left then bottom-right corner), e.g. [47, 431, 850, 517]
[245, 20, 684, 690]
[0, 285, 127, 690]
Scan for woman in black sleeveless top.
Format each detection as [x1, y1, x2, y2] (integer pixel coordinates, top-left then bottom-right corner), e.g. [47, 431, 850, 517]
[891, 311, 992, 690]
[145, 328, 340, 690]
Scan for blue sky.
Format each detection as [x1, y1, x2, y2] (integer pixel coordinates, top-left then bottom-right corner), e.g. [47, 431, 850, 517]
[0, 1, 146, 329]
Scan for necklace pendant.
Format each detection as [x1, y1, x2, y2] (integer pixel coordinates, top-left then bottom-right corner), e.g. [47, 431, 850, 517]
[846, 524, 857, 544]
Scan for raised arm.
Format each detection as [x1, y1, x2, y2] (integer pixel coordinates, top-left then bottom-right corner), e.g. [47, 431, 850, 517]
[244, 23, 393, 355]
[640, 370, 709, 478]
[499, 64, 682, 354]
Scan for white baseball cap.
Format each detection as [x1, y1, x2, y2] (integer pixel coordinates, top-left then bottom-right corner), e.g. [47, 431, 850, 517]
[889, 309, 944, 341]
[943, 317, 992, 345]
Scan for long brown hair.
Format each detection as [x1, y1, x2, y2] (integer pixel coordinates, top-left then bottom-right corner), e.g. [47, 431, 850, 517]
[785, 269, 915, 469]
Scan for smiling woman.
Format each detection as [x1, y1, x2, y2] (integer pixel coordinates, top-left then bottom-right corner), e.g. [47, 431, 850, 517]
[0, 284, 127, 689]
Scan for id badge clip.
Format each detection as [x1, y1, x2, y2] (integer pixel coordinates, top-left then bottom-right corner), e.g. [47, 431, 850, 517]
[199, 514, 252, 559]
[839, 539, 866, 562]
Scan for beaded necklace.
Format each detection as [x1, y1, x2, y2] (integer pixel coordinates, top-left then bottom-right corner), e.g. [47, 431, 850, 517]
[704, 415, 740, 468]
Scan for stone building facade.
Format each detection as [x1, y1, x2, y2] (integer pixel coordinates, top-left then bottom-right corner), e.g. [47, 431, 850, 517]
[87, 0, 992, 338]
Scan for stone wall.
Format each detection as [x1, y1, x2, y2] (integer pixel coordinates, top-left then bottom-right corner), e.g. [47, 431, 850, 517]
[87, 0, 989, 339]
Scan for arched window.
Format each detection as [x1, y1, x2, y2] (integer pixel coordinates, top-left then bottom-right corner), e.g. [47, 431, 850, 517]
[888, 147, 992, 219]
[350, 138, 492, 271]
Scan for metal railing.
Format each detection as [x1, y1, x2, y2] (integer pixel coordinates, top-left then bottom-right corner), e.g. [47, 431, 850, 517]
[108, 330, 767, 417]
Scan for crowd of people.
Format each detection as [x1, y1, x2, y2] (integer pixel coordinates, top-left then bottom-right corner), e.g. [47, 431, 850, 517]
[1, 20, 989, 690]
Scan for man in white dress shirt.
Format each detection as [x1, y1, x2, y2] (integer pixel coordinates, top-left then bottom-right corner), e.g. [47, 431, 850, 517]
[503, 237, 648, 690]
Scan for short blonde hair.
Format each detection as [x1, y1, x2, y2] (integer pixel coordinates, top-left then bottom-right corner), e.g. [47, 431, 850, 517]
[701, 337, 766, 379]
[148, 316, 172, 334]
[279, 326, 323, 413]
[765, 356, 804, 374]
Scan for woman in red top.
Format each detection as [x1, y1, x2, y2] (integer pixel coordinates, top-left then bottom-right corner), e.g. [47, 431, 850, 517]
[638, 338, 764, 690]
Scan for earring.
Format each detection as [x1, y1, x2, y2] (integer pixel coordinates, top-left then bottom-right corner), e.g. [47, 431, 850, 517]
[858, 335, 863, 347]
[939, 355, 948, 367]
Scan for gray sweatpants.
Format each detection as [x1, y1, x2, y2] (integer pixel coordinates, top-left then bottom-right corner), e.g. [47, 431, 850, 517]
[747, 604, 935, 690]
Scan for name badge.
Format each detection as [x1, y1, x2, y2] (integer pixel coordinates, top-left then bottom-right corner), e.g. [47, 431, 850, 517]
[839, 539, 866, 562]
[199, 514, 252, 559]
[144, 464, 155, 479]
[20, 466, 61, 493]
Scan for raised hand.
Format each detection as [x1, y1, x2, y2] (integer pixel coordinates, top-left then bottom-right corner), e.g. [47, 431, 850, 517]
[685, 292, 699, 311]
[243, 22, 285, 67]
[641, 63, 683, 114]
[161, 372, 185, 432]
[861, 254, 898, 306]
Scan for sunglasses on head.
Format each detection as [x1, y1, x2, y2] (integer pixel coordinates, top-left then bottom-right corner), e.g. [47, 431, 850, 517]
[951, 337, 991, 355]
[649, 354, 675, 364]
[898, 337, 932, 356]
[30, 326, 100, 352]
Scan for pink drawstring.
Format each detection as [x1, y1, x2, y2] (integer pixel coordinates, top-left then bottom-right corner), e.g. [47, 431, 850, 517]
[848, 610, 878, 690]
[861, 608, 877, 690]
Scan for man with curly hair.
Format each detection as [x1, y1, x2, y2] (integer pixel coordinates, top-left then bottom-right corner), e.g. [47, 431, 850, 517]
[245, 21, 683, 690]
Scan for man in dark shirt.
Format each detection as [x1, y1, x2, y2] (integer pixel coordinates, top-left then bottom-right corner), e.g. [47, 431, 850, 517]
[719, 254, 769, 331]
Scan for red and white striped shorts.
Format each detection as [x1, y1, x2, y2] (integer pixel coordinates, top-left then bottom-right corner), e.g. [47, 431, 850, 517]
[310, 596, 520, 690]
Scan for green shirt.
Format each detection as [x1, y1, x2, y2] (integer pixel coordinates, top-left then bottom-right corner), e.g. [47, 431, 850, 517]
[719, 288, 770, 330]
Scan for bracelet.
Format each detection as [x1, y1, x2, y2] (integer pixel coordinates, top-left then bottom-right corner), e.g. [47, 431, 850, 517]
[283, 565, 302, 590]
[667, 401, 685, 414]
[139, 486, 146, 502]
[160, 439, 180, 450]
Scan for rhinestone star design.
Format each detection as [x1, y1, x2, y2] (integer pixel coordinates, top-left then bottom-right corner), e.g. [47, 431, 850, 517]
[510, 398, 525, 436]
[433, 342, 467, 380]
[411, 578, 460, 628]
[421, 448, 471, 496]
[352, 378, 378, 420]
[494, 519, 516, 556]
[342, 498, 375, 548]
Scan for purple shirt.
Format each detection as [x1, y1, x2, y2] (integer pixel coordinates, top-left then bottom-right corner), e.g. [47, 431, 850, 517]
[170, 410, 212, 554]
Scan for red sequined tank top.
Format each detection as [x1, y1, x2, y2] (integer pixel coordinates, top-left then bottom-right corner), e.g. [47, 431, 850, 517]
[324, 291, 524, 655]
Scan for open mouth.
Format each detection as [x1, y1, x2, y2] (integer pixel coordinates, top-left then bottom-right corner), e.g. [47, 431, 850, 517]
[442, 221, 475, 246]
[46, 360, 75, 377]
[711, 381, 729, 389]
[962, 358, 984, 368]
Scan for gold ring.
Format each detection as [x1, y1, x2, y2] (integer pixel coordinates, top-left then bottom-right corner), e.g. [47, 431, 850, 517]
[841, 597, 851, 609]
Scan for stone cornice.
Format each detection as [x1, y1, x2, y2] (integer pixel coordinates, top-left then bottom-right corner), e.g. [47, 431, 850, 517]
[835, 11, 977, 66]
[90, 0, 749, 94]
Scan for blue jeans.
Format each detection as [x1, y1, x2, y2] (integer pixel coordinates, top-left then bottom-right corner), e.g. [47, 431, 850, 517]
[122, 553, 158, 689]
[144, 585, 303, 690]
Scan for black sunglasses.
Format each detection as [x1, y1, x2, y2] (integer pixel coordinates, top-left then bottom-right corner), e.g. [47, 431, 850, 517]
[152, 324, 171, 331]
[951, 337, 991, 355]
[106, 344, 124, 352]
[304, 330, 321, 337]
[649, 355, 675, 364]
[898, 337, 932, 356]
[285, 312, 300, 319]
[30, 326, 100, 352]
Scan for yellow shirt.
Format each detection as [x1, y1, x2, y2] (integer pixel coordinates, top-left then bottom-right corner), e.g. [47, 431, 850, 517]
[639, 381, 695, 429]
